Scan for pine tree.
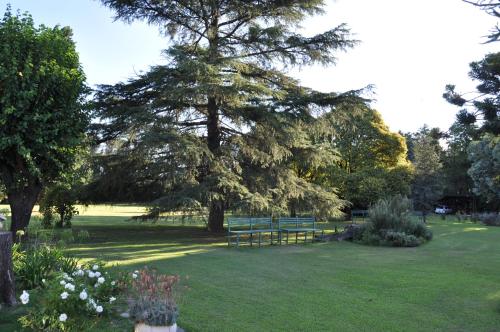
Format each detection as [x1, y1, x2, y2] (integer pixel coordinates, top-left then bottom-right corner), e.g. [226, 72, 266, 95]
[94, 0, 364, 231]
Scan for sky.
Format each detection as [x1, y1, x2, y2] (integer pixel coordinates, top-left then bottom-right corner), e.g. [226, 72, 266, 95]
[1, 0, 498, 133]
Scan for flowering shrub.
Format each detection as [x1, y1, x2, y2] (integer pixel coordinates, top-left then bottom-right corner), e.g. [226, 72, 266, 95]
[18, 263, 122, 331]
[128, 268, 180, 327]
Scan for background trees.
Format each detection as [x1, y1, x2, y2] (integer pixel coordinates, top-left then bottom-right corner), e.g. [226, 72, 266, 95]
[409, 128, 444, 221]
[0, 8, 88, 235]
[94, 0, 365, 231]
[319, 103, 412, 209]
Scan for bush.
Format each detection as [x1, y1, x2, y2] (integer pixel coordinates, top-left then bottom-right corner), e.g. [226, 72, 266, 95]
[355, 195, 433, 247]
[14, 244, 80, 290]
[477, 213, 500, 226]
[18, 264, 123, 331]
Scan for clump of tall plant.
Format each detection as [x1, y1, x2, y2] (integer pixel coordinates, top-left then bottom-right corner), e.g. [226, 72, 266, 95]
[354, 195, 433, 247]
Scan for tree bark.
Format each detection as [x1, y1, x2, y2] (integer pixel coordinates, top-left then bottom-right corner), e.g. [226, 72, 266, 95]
[206, 96, 225, 232]
[8, 184, 42, 238]
[0, 232, 16, 306]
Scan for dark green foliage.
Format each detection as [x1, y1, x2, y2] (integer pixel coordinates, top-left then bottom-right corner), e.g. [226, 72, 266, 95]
[94, 0, 365, 230]
[13, 243, 79, 290]
[354, 195, 433, 247]
[444, 52, 499, 135]
[476, 212, 500, 226]
[39, 183, 79, 228]
[467, 134, 500, 203]
[0, 7, 88, 235]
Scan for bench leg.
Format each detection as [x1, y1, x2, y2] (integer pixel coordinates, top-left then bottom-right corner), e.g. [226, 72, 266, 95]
[312, 231, 315, 243]
[237, 234, 240, 247]
[286, 231, 289, 245]
[271, 231, 274, 245]
[295, 232, 298, 244]
[250, 233, 253, 247]
[258, 233, 262, 247]
[228, 234, 231, 247]
[305, 232, 307, 243]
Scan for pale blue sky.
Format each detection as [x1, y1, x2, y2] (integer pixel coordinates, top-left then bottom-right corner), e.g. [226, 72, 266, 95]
[2, 0, 498, 132]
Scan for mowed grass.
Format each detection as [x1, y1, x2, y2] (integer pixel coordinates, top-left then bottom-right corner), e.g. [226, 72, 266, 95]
[2, 205, 500, 331]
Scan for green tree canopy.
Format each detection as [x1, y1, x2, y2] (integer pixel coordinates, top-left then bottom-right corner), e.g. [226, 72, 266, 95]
[317, 103, 412, 208]
[467, 133, 500, 204]
[410, 128, 444, 221]
[0, 8, 87, 235]
[94, 0, 365, 231]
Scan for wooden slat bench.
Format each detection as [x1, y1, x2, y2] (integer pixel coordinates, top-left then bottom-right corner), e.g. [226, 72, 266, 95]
[278, 217, 324, 244]
[227, 217, 277, 247]
[351, 210, 368, 221]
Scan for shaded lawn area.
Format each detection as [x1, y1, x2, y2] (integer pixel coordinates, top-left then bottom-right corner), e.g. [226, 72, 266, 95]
[2, 206, 500, 331]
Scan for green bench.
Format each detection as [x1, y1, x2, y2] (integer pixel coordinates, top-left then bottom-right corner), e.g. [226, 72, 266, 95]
[278, 217, 324, 244]
[227, 217, 277, 247]
[351, 210, 368, 221]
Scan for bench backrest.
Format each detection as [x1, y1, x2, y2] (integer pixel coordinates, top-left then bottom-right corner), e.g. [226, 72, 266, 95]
[227, 217, 273, 231]
[351, 210, 368, 218]
[278, 217, 316, 229]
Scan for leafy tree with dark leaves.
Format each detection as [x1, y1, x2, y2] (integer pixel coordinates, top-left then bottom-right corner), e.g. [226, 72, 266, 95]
[94, 0, 364, 231]
[464, 0, 500, 42]
[443, 52, 499, 135]
[0, 8, 88, 236]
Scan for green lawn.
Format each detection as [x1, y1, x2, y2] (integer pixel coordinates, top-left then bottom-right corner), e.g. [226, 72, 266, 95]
[1, 205, 500, 331]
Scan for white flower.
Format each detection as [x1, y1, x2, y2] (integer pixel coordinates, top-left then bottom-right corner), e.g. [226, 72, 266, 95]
[94, 283, 99, 288]
[59, 313, 68, 322]
[132, 273, 138, 279]
[60, 280, 66, 286]
[97, 277, 105, 284]
[63, 273, 69, 279]
[60, 292, 69, 300]
[64, 283, 75, 292]
[134, 270, 139, 274]
[42, 279, 46, 284]
[111, 281, 116, 286]
[88, 271, 95, 278]
[96, 305, 103, 313]
[92, 264, 99, 271]
[20, 290, 29, 305]
[79, 290, 88, 300]
[77, 269, 84, 277]
[94, 271, 102, 277]
[109, 296, 116, 303]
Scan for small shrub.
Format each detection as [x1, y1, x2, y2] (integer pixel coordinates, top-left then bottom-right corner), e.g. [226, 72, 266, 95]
[356, 195, 433, 247]
[14, 244, 79, 290]
[76, 230, 91, 243]
[477, 213, 500, 226]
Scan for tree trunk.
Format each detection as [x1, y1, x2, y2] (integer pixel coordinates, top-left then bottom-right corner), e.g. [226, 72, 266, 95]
[208, 199, 224, 233]
[8, 184, 42, 238]
[0, 232, 16, 306]
[206, 96, 225, 232]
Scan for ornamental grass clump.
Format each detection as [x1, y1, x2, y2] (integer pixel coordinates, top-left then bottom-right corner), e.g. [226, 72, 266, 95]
[354, 195, 433, 247]
[18, 263, 123, 331]
[128, 268, 180, 327]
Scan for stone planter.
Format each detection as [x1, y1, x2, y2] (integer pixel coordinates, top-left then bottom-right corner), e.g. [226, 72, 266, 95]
[134, 323, 177, 332]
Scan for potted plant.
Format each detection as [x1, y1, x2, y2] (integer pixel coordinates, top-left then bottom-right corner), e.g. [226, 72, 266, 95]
[128, 268, 180, 332]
